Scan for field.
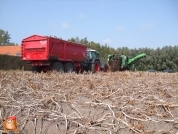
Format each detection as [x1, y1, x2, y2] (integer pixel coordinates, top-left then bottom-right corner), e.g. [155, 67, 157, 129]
[0, 71, 178, 134]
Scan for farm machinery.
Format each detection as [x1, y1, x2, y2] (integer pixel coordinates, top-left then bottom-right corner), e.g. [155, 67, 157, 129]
[107, 53, 146, 71]
[21, 35, 108, 73]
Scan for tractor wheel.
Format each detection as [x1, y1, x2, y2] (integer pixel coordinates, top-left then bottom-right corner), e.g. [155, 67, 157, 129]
[64, 62, 74, 73]
[91, 60, 100, 73]
[51, 62, 64, 73]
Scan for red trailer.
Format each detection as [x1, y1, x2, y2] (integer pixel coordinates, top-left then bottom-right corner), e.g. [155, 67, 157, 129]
[21, 35, 108, 73]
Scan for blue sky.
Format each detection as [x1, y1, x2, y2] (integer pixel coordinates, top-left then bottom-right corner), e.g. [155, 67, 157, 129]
[1, 0, 178, 49]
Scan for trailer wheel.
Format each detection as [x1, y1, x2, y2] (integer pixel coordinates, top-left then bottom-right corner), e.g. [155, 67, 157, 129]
[91, 60, 100, 73]
[64, 62, 74, 73]
[51, 62, 64, 73]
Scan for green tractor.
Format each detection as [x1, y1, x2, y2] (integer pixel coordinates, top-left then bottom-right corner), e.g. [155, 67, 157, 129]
[107, 53, 146, 72]
[80, 49, 109, 73]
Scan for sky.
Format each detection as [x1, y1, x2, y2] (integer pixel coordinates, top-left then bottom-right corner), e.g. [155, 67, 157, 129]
[0, 0, 178, 49]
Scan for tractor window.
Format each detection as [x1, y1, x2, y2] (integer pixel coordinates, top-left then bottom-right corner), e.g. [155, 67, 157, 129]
[87, 51, 99, 59]
[95, 52, 100, 58]
[87, 51, 92, 59]
[91, 52, 96, 58]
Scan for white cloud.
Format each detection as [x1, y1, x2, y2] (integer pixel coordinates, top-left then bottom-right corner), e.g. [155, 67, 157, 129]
[140, 23, 155, 30]
[115, 26, 124, 31]
[61, 22, 70, 29]
[103, 38, 112, 44]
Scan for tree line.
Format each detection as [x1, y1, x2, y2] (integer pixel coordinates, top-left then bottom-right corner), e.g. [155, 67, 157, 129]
[1, 29, 178, 71]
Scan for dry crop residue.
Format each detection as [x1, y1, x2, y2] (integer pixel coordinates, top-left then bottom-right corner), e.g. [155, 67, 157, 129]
[0, 71, 178, 134]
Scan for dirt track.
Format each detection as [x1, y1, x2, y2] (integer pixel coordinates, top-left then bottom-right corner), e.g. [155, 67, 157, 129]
[0, 71, 178, 134]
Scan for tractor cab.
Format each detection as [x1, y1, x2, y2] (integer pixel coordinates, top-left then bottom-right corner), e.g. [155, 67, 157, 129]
[86, 49, 100, 60]
[81, 48, 108, 72]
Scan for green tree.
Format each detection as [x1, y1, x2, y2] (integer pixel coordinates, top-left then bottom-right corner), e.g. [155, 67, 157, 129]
[0, 29, 11, 46]
[80, 37, 88, 45]
[68, 37, 76, 42]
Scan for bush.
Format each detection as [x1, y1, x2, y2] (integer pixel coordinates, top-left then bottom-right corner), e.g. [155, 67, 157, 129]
[0, 55, 32, 70]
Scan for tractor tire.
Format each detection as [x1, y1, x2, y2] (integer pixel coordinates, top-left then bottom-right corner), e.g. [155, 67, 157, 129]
[64, 62, 74, 73]
[91, 60, 100, 73]
[51, 62, 64, 73]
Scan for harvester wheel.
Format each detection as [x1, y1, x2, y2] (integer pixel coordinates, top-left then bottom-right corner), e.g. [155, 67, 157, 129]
[51, 62, 64, 73]
[103, 64, 109, 72]
[101, 63, 109, 72]
[64, 62, 74, 73]
[91, 60, 100, 73]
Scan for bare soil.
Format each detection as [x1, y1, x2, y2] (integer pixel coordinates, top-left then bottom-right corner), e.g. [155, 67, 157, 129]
[0, 71, 178, 134]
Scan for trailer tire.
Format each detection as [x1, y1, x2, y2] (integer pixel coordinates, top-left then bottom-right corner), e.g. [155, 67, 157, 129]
[51, 62, 64, 73]
[64, 62, 74, 73]
[91, 60, 100, 73]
